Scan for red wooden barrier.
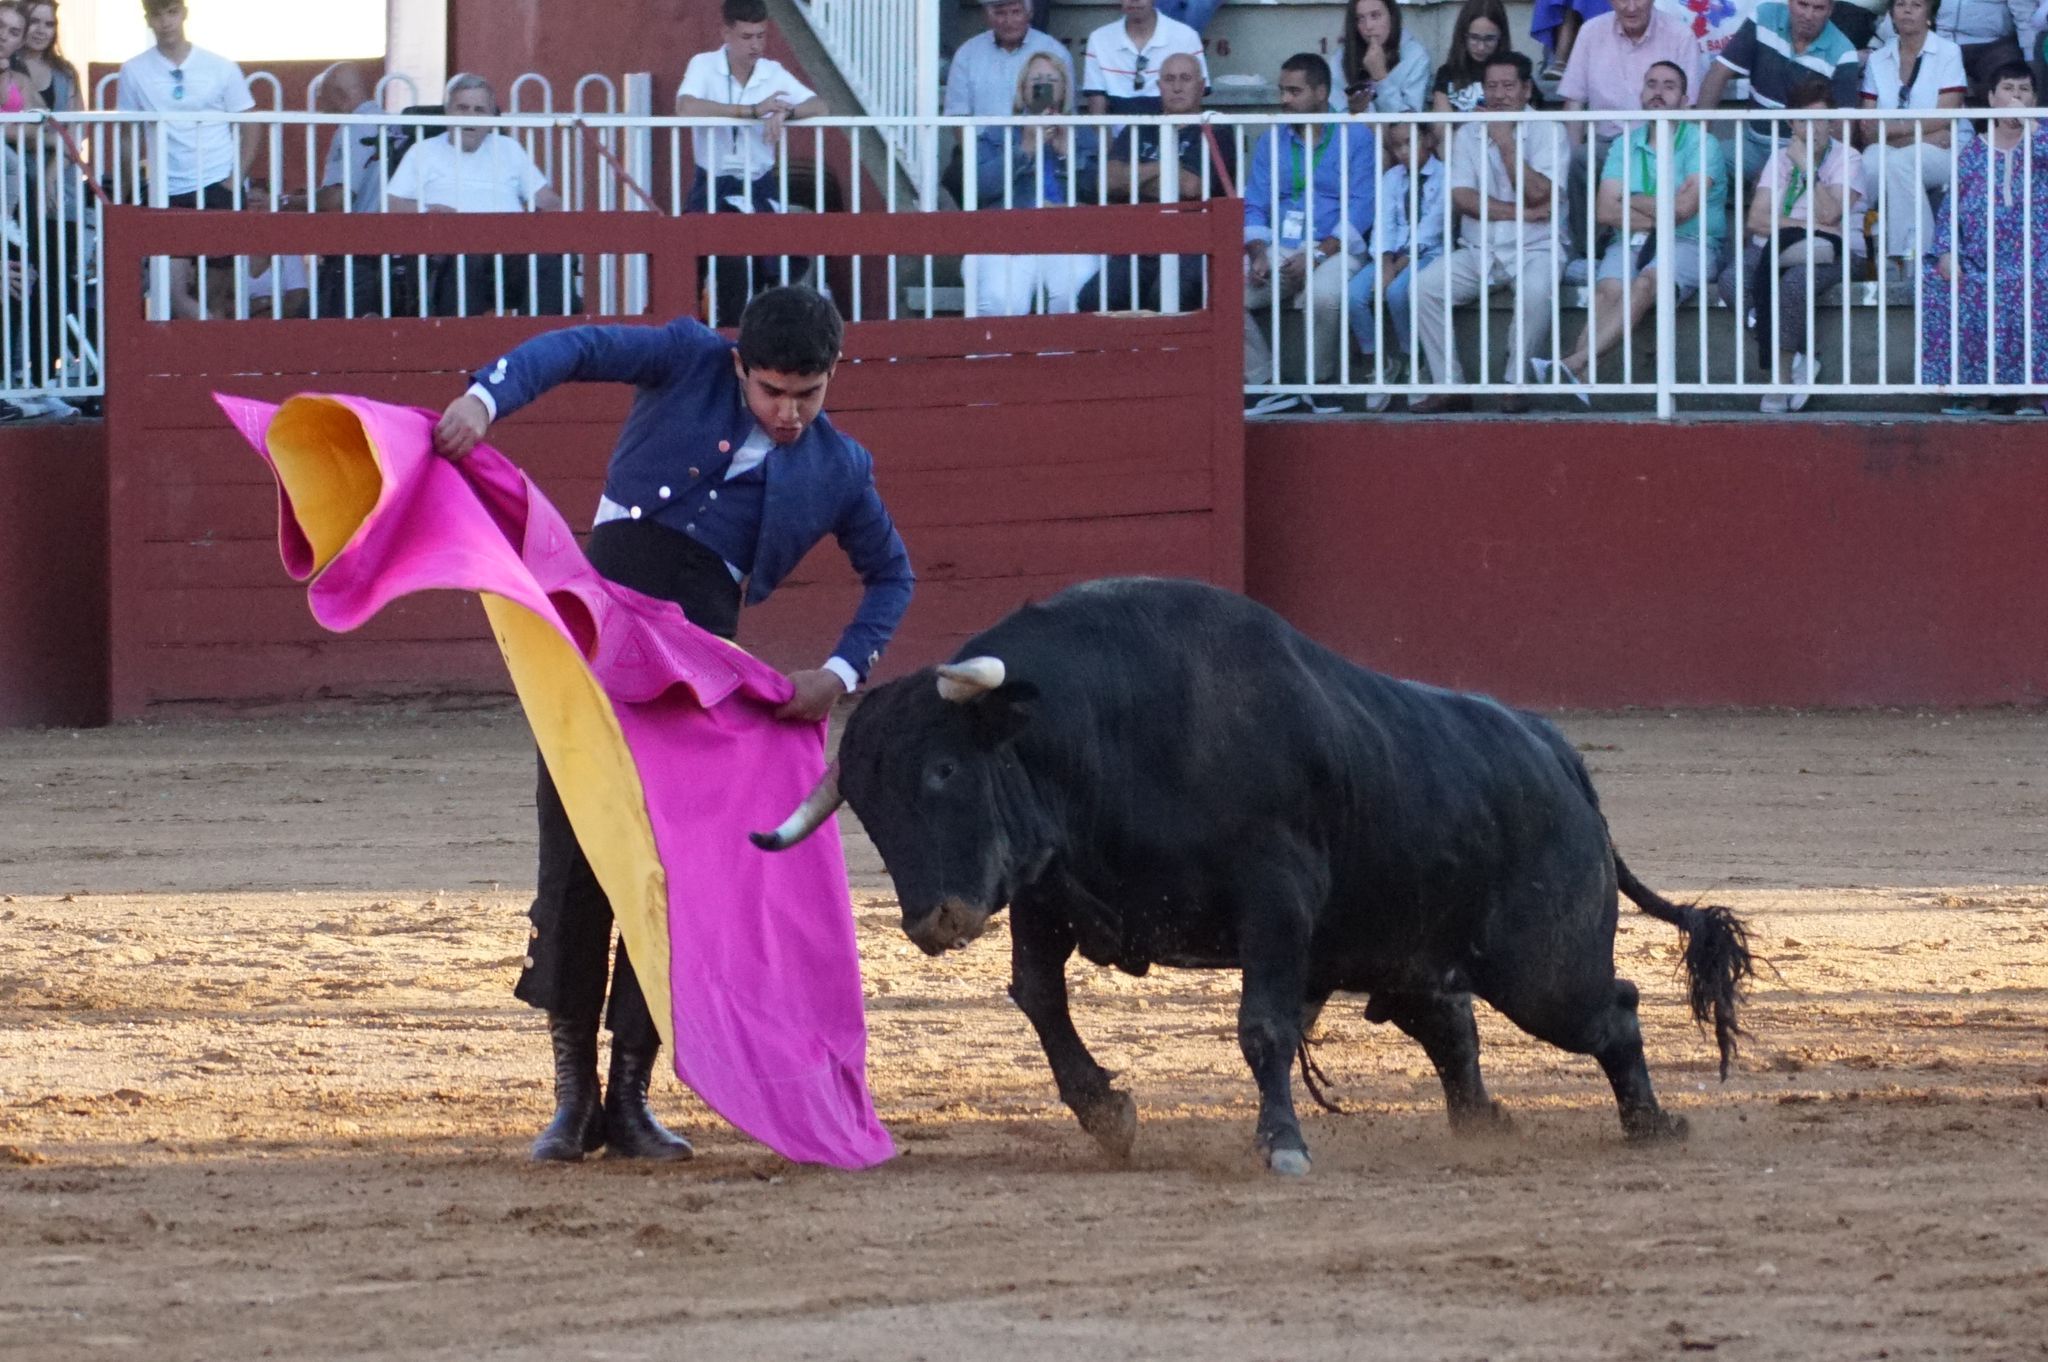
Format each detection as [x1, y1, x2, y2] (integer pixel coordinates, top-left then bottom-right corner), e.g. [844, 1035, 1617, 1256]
[100, 204, 1246, 718]
[1246, 418, 2048, 708]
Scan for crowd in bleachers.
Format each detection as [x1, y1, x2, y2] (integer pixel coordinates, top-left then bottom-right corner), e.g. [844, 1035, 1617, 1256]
[7, 0, 2048, 419]
[940, 0, 2048, 414]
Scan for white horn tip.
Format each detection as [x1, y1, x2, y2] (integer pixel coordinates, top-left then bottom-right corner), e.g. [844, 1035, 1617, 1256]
[936, 656, 1006, 702]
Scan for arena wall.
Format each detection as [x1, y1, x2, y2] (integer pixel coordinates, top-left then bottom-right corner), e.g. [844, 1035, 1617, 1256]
[0, 421, 108, 727]
[1243, 418, 2048, 709]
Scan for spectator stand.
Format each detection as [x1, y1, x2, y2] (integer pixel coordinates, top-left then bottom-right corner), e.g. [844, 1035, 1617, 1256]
[92, 194, 1247, 719]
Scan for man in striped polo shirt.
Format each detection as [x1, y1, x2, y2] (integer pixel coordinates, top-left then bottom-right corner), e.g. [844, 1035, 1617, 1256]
[1697, 0, 1863, 180]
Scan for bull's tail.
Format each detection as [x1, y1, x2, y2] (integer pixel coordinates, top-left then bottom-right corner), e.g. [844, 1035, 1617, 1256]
[1615, 855, 1755, 1080]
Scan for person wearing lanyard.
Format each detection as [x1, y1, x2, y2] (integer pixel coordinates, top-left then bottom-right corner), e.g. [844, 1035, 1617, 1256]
[1859, 0, 1969, 283]
[677, 0, 829, 320]
[431, 285, 914, 1164]
[1243, 54, 1376, 414]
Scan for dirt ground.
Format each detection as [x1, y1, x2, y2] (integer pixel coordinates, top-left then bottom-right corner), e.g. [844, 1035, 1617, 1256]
[2, 704, 2045, 1362]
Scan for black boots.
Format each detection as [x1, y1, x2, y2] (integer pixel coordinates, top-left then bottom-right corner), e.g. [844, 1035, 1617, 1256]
[602, 1037, 695, 1161]
[530, 1013, 607, 1162]
[531, 1018, 694, 1162]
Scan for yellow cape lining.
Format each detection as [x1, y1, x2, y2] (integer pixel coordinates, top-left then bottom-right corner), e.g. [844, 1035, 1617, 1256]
[264, 396, 675, 1048]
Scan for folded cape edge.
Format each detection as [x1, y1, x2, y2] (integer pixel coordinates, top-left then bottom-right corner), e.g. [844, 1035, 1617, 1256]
[260, 393, 677, 1051]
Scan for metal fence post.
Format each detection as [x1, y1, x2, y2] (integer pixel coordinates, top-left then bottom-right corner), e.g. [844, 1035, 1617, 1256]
[1653, 114, 1676, 420]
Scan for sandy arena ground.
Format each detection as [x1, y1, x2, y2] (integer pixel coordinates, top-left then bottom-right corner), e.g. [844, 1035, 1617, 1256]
[1, 704, 2045, 1361]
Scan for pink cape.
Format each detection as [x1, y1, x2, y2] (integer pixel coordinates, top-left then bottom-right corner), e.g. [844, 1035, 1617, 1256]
[219, 392, 894, 1171]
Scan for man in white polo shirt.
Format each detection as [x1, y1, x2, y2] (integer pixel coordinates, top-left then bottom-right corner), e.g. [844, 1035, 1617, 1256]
[676, 0, 828, 321]
[1082, 0, 1209, 116]
[385, 74, 568, 317]
[676, 0, 827, 210]
[115, 0, 255, 210]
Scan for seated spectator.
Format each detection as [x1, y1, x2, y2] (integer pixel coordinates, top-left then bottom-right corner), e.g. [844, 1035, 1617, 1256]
[1717, 75, 1864, 412]
[1531, 0, 1613, 80]
[1082, 52, 1237, 312]
[1432, 0, 1512, 113]
[1082, 0, 1207, 117]
[1859, 0, 1967, 284]
[966, 54, 1101, 316]
[1339, 0, 1432, 114]
[1559, 0, 1703, 236]
[1410, 52, 1571, 414]
[1697, 0, 1861, 180]
[385, 74, 571, 317]
[1920, 61, 2048, 405]
[944, 0, 1073, 204]
[1243, 54, 1376, 413]
[1157, 1, 1227, 33]
[308, 61, 389, 214]
[1536, 61, 1729, 398]
[1878, 0, 2030, 101]
[199, 250, 311, 319]
[1346, 121, 1447, 410]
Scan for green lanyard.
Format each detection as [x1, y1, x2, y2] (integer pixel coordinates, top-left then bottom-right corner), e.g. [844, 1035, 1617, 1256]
[1781, 162, 1806, 219]
[1627, 126, 1692, 196]
[1289, 129, 1337, 200]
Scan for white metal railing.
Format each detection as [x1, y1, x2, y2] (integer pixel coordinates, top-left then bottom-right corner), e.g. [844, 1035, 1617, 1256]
[4, 105, 2046, 419]
[793, 0, 942, 207]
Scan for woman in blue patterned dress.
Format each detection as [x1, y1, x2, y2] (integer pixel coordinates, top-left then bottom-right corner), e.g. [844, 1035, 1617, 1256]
[1920, 61, 2048, 406]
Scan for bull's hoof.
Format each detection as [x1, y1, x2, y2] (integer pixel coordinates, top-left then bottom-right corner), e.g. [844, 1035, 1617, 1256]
[1624, 1110, 1690, 1145]
[1266, 1147, 1313, 1177]
[1451, 1100, 1515, 1136]
[1076, 1089, 1137, 1162]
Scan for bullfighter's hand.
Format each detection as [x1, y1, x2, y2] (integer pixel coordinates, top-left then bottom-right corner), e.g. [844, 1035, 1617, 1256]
[775, 668, 846, 722]
[434, 393, 491, 460]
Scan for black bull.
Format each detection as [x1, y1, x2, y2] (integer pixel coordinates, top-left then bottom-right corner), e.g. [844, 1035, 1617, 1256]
[756, 579, 1754, 1174]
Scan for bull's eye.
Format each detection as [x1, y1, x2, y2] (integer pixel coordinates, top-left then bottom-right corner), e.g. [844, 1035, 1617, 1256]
[924, 759, 959, 792]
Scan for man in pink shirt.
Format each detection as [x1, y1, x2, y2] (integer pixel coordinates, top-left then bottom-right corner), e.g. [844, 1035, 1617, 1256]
[1558, 0, 1704, 243]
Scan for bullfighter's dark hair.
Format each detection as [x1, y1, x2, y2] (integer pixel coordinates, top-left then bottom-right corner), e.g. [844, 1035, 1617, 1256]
[1483, 50, 1534, 86]
[1281, 52, 1333, 95]
[722, 0, 768, 25]
[736, 286, 843, 376]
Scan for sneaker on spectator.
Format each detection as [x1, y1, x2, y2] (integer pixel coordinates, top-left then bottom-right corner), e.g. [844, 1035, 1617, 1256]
[1245, 392, 1301, 416]
[1530, 356, 1592, 408]
[1787, 353, 1820, 413]
[0, 399, 26, 423]
[1364, 390, 1394, 413]
[1302, 394, 1344, 414]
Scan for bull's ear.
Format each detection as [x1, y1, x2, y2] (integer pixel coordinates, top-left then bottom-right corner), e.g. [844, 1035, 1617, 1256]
[968, 681, 1038, 748]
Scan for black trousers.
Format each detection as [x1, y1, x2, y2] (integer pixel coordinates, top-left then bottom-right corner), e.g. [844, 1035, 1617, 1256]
[512, 518, 742, 1044]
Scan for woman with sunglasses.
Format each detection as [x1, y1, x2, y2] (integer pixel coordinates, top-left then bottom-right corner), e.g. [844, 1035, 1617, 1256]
[1859, 0, 1967, 284]
[1432, 0, 1513, 113]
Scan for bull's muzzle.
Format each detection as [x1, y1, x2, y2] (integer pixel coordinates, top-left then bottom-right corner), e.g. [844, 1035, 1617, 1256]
[904, 898, 996, 956]
[750, 762, 844, 851]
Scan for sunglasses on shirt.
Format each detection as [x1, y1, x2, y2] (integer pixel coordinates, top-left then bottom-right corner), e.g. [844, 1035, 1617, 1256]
[1133, 51, 1149, 87]
[170, 66, 184, 100]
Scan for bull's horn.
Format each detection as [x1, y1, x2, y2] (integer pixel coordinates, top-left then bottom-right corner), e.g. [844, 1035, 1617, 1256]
[750, 762, 843, 851]
[936, 656, 1006, 702]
